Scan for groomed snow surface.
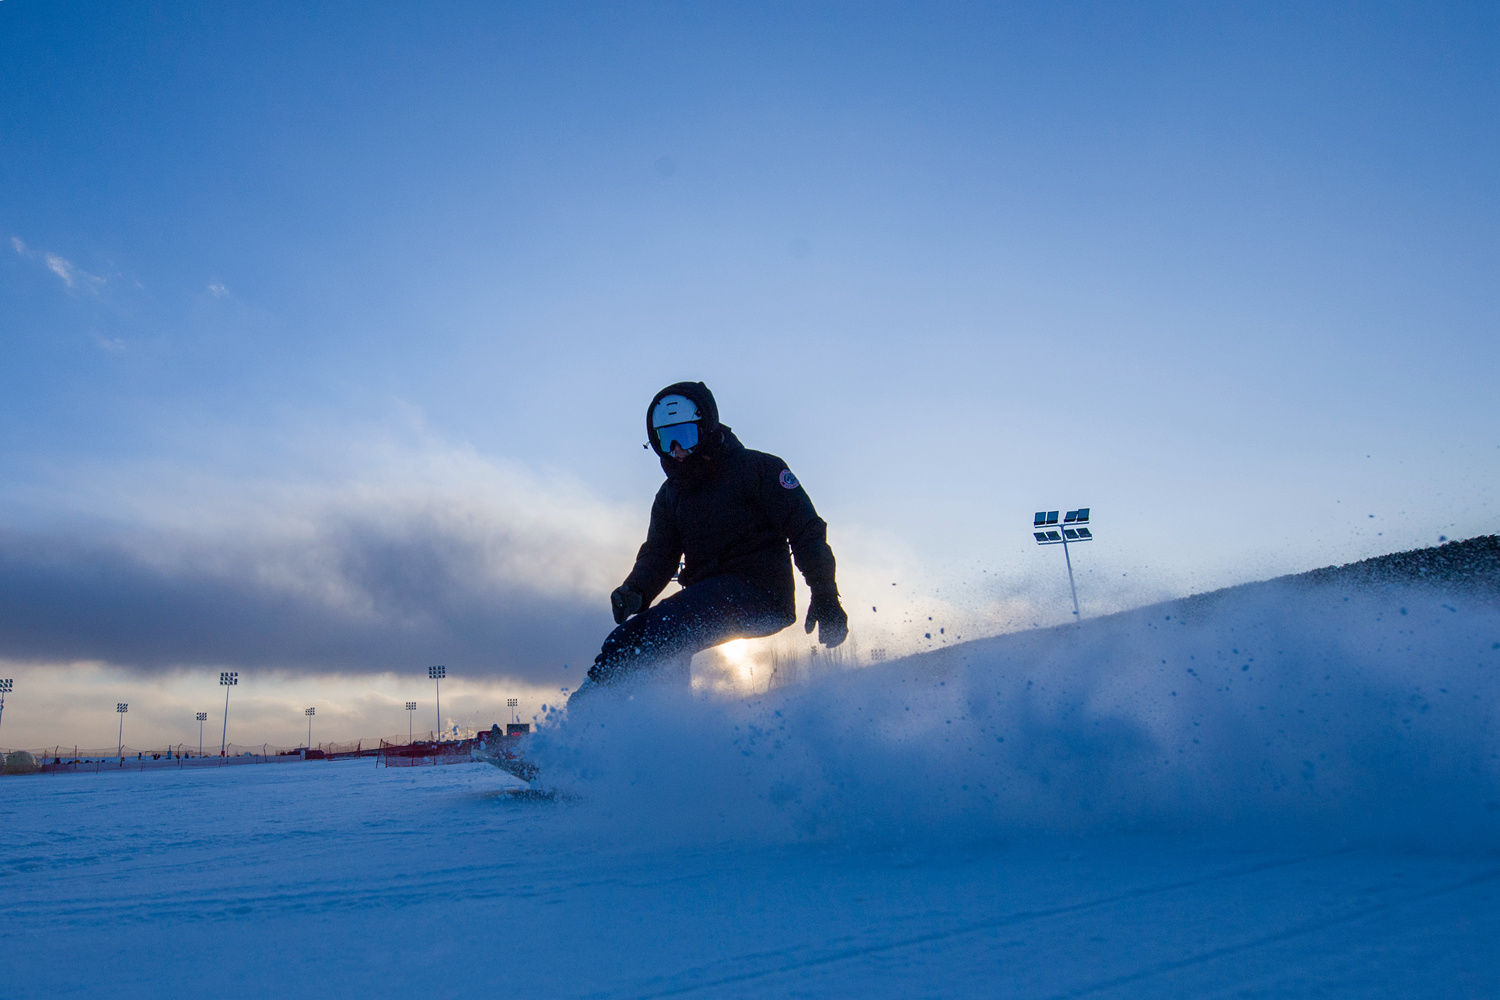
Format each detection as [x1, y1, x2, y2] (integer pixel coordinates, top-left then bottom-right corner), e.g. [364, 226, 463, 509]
[4, 583, 1497, 998]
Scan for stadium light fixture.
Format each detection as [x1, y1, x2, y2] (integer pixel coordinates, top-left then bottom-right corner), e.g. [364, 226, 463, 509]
[219, 671, 238, 756]
[116, 702, 129, 760]
[0, 678, 12, 743]
[1032, 507, 1094, 620]
[429, 666, 446, 739]
[405, 701, 417, 743]
[195, 712, 208, 757]
[305, 707, 316, 749]
[507, 697, 519, 724]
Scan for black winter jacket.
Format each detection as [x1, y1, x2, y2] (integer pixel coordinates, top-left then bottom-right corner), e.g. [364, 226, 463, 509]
[623, 425, 837, 624]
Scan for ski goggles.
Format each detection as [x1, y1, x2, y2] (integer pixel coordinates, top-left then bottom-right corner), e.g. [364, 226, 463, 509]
[654, 421, 700, 454]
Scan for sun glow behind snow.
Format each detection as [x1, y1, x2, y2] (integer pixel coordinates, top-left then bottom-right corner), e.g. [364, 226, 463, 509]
[690, 639, 765, 698]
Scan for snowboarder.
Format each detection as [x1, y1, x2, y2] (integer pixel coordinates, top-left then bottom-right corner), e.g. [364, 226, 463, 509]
[572, 381, 848, 704]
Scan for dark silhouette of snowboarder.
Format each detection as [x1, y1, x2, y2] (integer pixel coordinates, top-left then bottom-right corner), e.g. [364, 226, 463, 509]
[573, 381, 848, 704]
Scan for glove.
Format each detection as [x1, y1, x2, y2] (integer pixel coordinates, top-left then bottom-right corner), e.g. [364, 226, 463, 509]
[610, 585, 644, 625]
[804, 588, 849, 647]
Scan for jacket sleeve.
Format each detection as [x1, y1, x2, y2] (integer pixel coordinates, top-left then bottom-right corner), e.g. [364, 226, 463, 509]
[623, 484, 683, 606]
[757, 455, 838, 594]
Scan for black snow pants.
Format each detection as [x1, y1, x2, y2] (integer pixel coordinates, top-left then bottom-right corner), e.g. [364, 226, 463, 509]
[571, 573, 793, 704]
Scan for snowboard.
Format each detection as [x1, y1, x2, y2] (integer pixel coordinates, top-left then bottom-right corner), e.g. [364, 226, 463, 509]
[471, 727, 541, 784]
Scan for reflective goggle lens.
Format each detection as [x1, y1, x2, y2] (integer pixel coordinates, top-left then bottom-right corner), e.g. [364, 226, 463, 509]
[654, 421, 699, 454]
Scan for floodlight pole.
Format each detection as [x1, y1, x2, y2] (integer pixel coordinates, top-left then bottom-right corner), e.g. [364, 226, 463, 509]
[116, 703, 128, 760]
[0, 678, 12, 744]
[1060, 535, 1080, 619]
[219, 672, 238, 756]
[508, 697, 519, 725]
[1032, 508, 1094, 621]
[305, 707, 316, 748]
[196, 712, 207, 757]
[405, 701, 417, 743]
[429, 666, 446, 739]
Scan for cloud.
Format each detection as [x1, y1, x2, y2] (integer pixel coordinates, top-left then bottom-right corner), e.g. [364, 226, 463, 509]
[0, 521, 605, 681]
[10, 235, 106, 293]
[0, 439, 642, 685]
[45, 252, 81, 287]
[92, 331, 127, 353]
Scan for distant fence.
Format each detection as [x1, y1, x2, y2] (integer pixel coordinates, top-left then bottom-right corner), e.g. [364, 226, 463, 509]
[37, 752, 302, 774]
[2, 736, 479, 776]
[376, 738, 474, 767]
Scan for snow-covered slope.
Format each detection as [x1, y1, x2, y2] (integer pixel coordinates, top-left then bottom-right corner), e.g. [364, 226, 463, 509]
[534, 578, 1498, 851]
[3, 578, 1496, 997]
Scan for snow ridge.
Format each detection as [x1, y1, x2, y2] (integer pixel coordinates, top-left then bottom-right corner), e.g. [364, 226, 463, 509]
[532, 582, 1499, 851]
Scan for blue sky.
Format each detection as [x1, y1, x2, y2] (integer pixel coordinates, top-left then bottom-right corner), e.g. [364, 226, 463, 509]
[2, 2, 1496, 748]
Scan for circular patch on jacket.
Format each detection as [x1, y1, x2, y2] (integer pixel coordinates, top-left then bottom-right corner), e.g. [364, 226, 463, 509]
[779, 468, 800, 490]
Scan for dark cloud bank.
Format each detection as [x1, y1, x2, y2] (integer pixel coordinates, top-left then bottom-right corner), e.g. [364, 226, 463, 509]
[0, 520, 610, 683]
